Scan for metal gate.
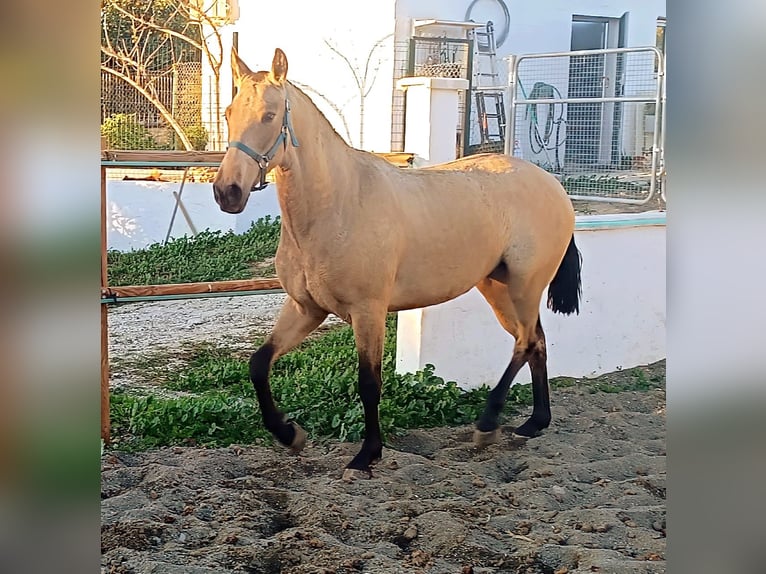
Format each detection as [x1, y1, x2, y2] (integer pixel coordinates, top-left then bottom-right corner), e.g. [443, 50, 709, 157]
[506, 46, 665, 204]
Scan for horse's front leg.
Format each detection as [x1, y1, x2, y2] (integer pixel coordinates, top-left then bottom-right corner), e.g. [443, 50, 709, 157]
[250, 296, 327, 450]
[343, 307, 387, 482]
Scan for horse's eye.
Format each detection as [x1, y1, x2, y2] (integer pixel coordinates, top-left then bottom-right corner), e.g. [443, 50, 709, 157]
[263, 112, 276, 123]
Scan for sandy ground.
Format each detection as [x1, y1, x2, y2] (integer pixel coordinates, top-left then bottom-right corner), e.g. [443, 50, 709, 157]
[104, 275, 665, 574]
[102, 365, 665, 574]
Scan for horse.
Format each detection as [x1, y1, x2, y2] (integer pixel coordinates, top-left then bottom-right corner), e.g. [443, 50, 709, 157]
[213, 48, 582, 481]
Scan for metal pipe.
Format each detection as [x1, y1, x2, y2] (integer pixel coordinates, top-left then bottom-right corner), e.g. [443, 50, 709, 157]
[645, 52, 663, 206]
[164, 167, 190, 245]
[504, 54, 517, 156]
[101, 289, 286, 305]
[518, 46, 664, 60]
[574, 214, 666, 229]
[659, 52, 667, 202]
[100, 165, 110, 444]
[567, 194, 654, 205]
[513, 96, 657, 105]
[101, 161, 222, 167]
[232, 31, 239, 100]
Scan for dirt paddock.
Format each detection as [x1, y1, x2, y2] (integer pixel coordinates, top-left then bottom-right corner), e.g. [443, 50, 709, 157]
[101, 362, 665, 574]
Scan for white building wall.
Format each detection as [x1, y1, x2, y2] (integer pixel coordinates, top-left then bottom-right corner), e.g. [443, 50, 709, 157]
[203, 1, 664, 156]
[106, 181, 281, 252]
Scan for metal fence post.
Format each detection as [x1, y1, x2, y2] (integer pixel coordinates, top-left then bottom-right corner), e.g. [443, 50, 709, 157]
[504, 54, 518, 156]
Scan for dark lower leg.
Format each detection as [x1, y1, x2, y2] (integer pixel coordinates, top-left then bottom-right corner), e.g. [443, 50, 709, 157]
[249, 343, 296, 446]
[476, 350, 529, 432]
[515, 322, 551, 437]
[249, 298, 327, 448]
[346, 358, 383, 471]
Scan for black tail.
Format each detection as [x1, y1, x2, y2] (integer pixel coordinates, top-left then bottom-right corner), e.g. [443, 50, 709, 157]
[547, 235, 582, 315]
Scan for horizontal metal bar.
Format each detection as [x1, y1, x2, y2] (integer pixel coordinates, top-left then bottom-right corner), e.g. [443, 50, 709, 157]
[513, 96, 657, 105]
[569, 193, 651, 205]
[102, 288, 286, 305]
[101, 161, 222, 167]
[575, 214, 666, 229]
[413, 19, 486, 30]
[513, 46, 663, 60]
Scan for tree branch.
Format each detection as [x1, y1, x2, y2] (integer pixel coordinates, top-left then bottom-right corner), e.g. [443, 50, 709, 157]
[105, 0, 205, 52]
[362, 33, 393, 94]
[101, 65, 193, 150]
[291, 81, 353, 144]
[323, 39, 362, 93]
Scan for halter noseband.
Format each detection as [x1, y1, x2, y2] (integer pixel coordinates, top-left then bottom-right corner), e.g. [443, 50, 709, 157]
[227, 98, 300, 191]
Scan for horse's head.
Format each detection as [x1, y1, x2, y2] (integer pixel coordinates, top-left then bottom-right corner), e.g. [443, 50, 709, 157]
[213, 47, 296, 214]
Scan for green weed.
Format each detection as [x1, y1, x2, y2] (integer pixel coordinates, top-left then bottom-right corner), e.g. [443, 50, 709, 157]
[107, 216, 281, 286]
[111, 316, 499, 450]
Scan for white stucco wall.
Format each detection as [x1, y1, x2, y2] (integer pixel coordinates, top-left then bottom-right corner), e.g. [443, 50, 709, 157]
[106, 181, 280, 252]
[396, 213, 666, 389]
[396, 0, 664, 59]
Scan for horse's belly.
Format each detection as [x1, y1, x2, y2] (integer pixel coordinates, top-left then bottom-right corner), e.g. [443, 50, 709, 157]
[388, 255, 496, 312]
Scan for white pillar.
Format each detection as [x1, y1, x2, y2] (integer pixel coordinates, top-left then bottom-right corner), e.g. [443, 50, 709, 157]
[394, 76, 468, 383]
[395, 76, 469, 166]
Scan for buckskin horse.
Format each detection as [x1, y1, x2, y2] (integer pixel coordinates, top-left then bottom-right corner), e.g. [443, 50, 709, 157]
[213, 48, 582, 481]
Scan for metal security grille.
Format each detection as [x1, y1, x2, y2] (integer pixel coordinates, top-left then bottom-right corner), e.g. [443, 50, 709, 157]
[101, 62, 208, 151]
[404, 37, 473, 158]
[507, 46, 665, 203]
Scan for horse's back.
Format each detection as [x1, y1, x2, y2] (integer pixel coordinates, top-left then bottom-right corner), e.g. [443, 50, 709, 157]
[427, 153, 568, 199]
[364, 153, 574, 310]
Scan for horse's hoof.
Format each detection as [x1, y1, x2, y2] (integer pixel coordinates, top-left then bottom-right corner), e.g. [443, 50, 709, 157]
[512, 420, 544, 438]
[288, 422, 307, 453]
[342, 467, 372, 483]
[473, 428, 501, 449]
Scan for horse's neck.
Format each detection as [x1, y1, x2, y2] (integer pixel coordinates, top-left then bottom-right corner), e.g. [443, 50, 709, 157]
[274, 88, 356, 245]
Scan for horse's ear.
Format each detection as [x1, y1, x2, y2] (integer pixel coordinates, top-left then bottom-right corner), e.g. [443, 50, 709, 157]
[270, 48, 288, 83]
[231, 46, 253, 86]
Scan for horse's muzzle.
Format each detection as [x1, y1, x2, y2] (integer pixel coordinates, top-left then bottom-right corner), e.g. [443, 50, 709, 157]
[213, 182, 246, 214]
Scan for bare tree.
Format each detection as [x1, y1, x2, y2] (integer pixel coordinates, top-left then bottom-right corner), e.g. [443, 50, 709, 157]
[291, 81, 353, 144]
[101, 0, 225, 150]
[323, 34, 393, 149]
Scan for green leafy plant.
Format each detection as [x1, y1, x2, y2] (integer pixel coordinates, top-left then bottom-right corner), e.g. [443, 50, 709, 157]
[107, 216, 663, 452]
[107, 216, 281, 286]
[183, 124, 209, 151]
[110, 315, 499, 450]
[101, 113, 160, 150]
[561, 174, 649, 196]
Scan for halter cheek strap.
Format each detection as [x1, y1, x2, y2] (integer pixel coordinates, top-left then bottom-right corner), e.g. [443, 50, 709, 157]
[227, 99, 300, 191]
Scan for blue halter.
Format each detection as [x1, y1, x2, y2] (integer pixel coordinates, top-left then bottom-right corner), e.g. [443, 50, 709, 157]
[227, 98, 300, 191]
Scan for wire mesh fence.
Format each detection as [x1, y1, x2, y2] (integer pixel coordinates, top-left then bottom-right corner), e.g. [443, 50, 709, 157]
[389, 40, 410, 154]
[508, 46, 664, 203]
[101, 61, 225, 156]
[387, 36, 476, 159]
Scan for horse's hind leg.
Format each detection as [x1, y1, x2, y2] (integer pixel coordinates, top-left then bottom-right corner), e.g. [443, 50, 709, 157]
[250, 296, 327, 450]
[474, 277, 550, 446]
[514, 317, 552, 437]
[343, 304, 387, 481]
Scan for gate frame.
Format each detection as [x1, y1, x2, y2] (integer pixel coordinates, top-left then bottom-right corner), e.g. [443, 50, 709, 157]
[504, 46, 665, 205]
